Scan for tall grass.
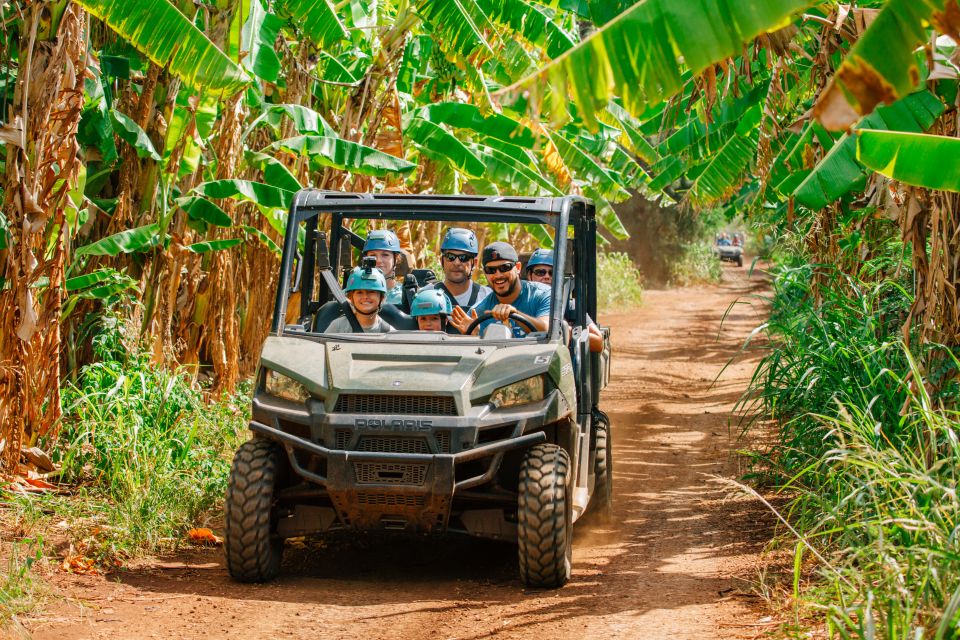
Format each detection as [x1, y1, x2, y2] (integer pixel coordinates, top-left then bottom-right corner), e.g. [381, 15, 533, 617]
[741, 256, 960, 637]
[9, 313, 249, 560]
[0, 537, 44, 628]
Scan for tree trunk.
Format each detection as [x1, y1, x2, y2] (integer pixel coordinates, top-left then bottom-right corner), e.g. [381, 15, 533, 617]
[0, 3, 87, 475]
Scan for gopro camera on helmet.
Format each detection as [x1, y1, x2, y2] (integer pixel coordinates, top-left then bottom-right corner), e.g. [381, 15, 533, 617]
[361, 256, 377, 273]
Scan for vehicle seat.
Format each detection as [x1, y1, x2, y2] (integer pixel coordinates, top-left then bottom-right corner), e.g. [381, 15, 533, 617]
[312, 300, 346, 332]
[379, 304, 417, 330]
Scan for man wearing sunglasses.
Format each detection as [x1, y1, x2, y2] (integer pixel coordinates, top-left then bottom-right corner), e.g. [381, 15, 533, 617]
[425, 228, 491, 310]
[450, 242, 551, 338]
[525, 248, 604, 353]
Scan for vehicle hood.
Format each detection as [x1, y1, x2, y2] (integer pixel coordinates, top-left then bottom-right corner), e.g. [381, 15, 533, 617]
[259, 335, 563, 406]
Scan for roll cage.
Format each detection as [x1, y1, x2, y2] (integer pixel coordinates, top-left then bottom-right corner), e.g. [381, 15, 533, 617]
[272, 191, 599, 344]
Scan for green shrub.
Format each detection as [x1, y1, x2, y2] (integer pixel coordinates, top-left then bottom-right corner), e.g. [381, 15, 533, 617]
[670, 241, 722, 286]
[27, 314, 249, 559]
[597, 251, 643, 311]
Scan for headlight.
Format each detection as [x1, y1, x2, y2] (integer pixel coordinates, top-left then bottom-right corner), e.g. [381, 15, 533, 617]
[264, 370, 310, 403]
[490, 376, 545, 409]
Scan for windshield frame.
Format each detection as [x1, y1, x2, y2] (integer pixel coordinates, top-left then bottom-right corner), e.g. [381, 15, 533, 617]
[272, 193, 590, 346]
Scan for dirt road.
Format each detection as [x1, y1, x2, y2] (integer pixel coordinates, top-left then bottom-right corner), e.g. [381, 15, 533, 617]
[25, 266, 774, 640]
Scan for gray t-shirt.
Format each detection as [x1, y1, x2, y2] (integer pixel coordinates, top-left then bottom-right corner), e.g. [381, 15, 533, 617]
[324, 315, 395, 334]
[426, 281, 492, 308]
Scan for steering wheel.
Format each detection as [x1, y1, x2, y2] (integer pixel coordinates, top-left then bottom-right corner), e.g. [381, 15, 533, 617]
[465, 310, 539, 336]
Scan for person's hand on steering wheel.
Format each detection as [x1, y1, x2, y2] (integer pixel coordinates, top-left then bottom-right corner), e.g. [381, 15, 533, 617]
[490, 303, 518, 322]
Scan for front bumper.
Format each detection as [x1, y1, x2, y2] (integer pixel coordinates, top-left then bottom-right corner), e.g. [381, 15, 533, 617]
[250, 394, 558, 533]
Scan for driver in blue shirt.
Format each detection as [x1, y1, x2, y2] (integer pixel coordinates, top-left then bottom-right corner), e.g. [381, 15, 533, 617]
[449, 242, 551, 337]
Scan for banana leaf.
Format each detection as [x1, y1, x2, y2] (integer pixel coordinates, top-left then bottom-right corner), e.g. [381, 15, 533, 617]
[74, 0, 249, 94]
[795, 90, 944, 209]
[233, 0, 283, 83]
[110, 109, 160, 161]
[245, 151, 303, 192]
[478, 0, 576, 58]
[274, 0, 348, 47]
[415, 0, 496, 59]
[406, 118, 486, 177]
[815, 0, 952, 130]
[266, 136, 416, 177]
[193, 180, 295, 210]
[497, 0, 812, 126]
[415, 102, 537, 148]
[74, 223, 162, 259]
[177, 196, 233, 227]
[185, 238, 244, 253]
[857, 130, 960, 193]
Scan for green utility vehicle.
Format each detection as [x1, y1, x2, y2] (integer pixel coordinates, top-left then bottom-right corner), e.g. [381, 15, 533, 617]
[224, 192, 612, 588]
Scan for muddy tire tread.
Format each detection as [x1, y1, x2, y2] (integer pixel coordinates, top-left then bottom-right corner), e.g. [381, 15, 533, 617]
[225, 439, 282, 582]
[517, 444, 571, 588]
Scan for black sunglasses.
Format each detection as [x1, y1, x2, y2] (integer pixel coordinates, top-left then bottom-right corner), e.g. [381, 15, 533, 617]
[442, 252, 474, 263]
[483, 262, 516, 275]
[530, 267, 552, 277]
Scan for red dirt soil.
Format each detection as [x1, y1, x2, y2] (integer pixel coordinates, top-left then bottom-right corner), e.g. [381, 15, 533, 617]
[17, 265, 775, 640]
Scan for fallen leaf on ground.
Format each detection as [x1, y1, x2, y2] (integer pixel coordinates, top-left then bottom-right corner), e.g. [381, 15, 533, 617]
[62, 547, 99, 575]
[187, 528, 222, 545]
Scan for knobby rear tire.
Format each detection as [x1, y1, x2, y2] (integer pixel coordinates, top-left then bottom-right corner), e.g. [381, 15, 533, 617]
[593, 414, 614, 520]
[225, 439, 283, 583]
[517, 443, 572, 588]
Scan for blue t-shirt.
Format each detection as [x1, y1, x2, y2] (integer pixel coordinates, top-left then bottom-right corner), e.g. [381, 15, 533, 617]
[472, 280, 552, 338]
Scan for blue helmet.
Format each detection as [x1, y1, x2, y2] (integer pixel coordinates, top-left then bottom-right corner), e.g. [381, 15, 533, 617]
[344, 266, 387, 294]
[363, 229, 401, 254]
[526, 248, 554, 271]
[410, 289, 452, 317]
[440, 228, 479, 254]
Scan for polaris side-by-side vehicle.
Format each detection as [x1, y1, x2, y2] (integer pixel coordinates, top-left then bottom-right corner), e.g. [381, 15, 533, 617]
[224, 192, 612, 588]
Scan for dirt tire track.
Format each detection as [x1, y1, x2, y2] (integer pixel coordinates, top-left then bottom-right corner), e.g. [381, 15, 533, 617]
[24, 266, 774, 640]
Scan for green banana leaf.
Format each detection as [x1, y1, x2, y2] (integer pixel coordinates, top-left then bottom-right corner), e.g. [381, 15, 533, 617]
[406, 118, 487, 177]
[689, 127, 760, 207]
[415, 102, 537, 148]
[185, 238, 244, 253]
[245, 151, 303, 192]
[497, 0, 811, 126]
[74, 0, 249, 94]
[478, 0, 576, 58]
[177, 196, 233, 227]
[64, 268, 123, 292]
[266, 136, 416, 177]
[816, 0, 950, 130]
[274, 0, 348, 47]
[482, 146, 563, 195]
[242, 103, 338, 141]
[241, 225, 281, 254]
[110, 109, 160, 161]
[233, 0, 283, 83]
[857, 130, 960, 193]
[548, 133, 630, 201]
[795, 90, 945, 210]
[415, 0, 496, 59]
[74, 223, 162, 259]
[193, 179, 295, 210]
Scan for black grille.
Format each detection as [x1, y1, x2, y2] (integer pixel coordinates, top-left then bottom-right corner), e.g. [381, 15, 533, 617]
[356, 492, 426, 507]
[435, 431, 451, 453]
[356, 436, 429, 454]
[334, 394, 456, 416]
[335, 429, 351, 450]
[354, 463, 427, 485]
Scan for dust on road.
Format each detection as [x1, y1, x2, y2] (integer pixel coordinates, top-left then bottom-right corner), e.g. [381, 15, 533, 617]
[24, 266, 775, 640]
